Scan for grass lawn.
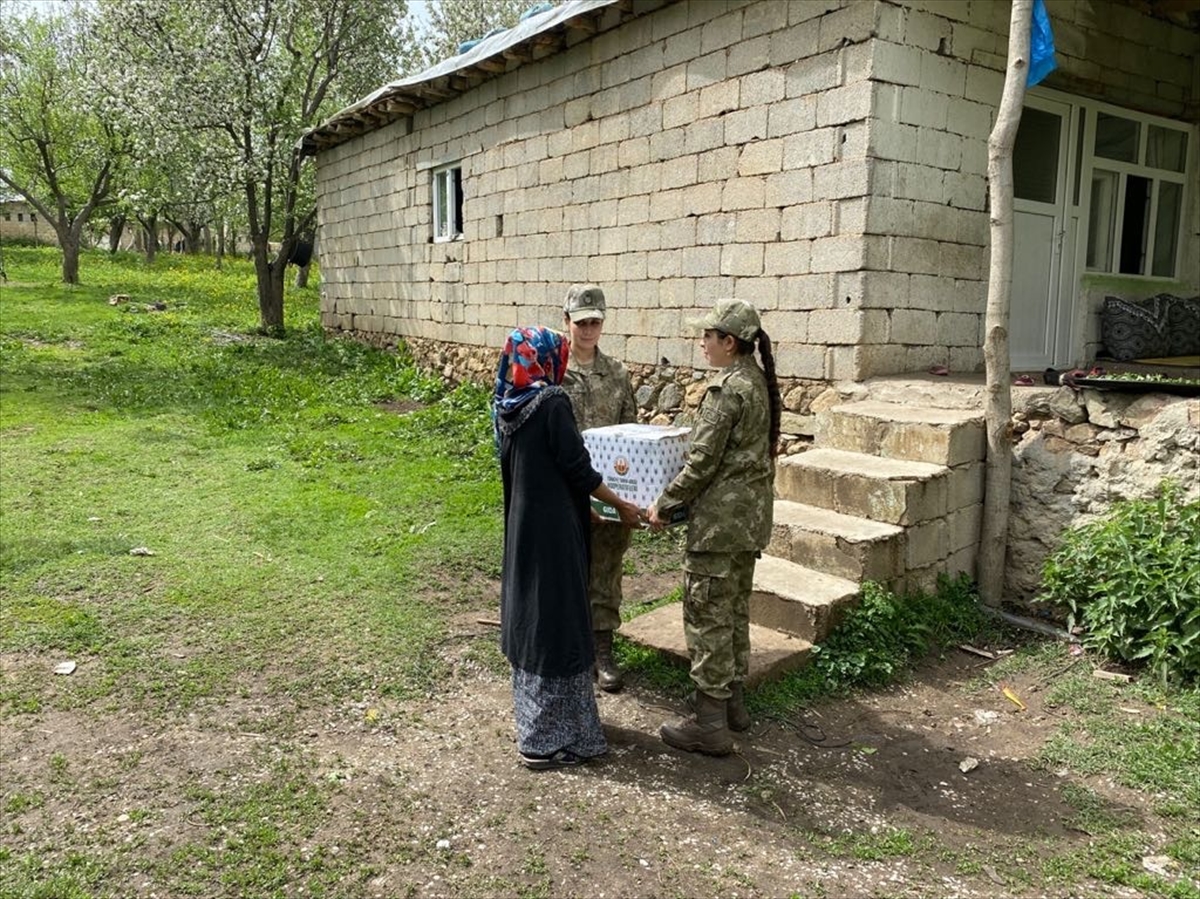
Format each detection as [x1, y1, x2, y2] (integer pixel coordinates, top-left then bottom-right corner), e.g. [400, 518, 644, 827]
[1, 247, 500, 719]
[1, 247, 1197, 899]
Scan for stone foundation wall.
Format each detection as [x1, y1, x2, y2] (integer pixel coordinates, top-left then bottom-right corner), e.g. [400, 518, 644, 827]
[1006, 389, 1199, 606]
[401, 333, 826, 453]
[379, 331, 1198, 606]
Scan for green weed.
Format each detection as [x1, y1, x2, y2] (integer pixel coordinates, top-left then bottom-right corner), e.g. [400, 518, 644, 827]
[1040, 482, 1200, 686]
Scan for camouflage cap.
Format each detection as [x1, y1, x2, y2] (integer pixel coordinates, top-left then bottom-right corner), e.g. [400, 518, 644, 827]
[564, 283, 606, 322]
[689, 298, 761, 342]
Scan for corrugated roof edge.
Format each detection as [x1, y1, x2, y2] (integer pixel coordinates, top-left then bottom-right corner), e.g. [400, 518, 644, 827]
[299, 0, 645, 157]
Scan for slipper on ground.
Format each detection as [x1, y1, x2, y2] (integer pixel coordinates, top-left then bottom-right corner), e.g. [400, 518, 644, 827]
[519, 749, 585, 771]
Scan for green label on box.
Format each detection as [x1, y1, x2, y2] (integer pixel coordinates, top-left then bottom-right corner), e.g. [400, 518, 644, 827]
[590, 498, 687, 526]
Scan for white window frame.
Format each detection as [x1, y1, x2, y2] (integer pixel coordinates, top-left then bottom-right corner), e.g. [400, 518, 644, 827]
[1080, 103, 1192, 280]
[432, 162, 463, 243]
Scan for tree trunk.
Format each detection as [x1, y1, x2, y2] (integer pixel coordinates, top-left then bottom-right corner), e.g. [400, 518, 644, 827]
[144, 215, 159, 264]
[252, 239, 286, 333]
[108, 215, 126, 254]
[978, 0, 1033, 606]
[215, 221, 226, 269]
[61, 231, 81, 284]
[294, 263, 311, 288]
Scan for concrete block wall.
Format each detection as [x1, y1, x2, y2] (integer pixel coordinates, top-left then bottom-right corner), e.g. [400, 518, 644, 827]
[317, 0, 904, 380]
[0, 201, 55, 246]
[315, 0, 1199, 383]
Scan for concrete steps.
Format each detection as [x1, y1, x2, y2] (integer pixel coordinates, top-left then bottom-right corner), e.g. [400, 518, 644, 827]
[750, 554, 859, 642]
[775, 448, 949, 525]
[817, 401, 985, 465]
[619, 396, 987, 687]
[618, 602, 814, 687]
[766, 499, 905, 585]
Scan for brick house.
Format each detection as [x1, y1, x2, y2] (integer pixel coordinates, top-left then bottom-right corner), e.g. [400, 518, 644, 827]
[302, 0, 1199, 382]
[301, 0, 1199, 655]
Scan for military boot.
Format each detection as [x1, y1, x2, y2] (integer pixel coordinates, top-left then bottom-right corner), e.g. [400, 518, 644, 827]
[687, 685, 750, 732]
[661, 691, 734, 756]
[593, 630, 624, 693]
[727, 682, 751, 732]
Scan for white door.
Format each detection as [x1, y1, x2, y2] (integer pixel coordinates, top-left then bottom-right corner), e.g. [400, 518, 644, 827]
[1011, 97, 1074, 370]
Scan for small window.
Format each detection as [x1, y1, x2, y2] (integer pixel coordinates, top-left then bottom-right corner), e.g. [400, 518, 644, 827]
[17, 213, 24, 222]
[1146, 125, 1187, 173]
[1151, 181, 1183, 277]
[1095, 113, 1138, 162]
[29, 213, 36, 222]
[432, 163, 463, 241]
[1014, 107, 1061, 203]
[1084, 112, 1189, 279]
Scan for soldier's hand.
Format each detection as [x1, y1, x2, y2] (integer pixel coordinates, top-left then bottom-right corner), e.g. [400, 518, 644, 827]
[646, 505, 665, 531]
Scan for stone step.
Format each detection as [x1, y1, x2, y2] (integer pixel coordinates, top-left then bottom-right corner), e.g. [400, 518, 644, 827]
[750, 553, 860, 643]
[618, 603, 814, 687]
[775, 448, 948, 525]
[863, 374, 988, 411]
[767, 499, 905, 584]
[818, 400, 986, 466]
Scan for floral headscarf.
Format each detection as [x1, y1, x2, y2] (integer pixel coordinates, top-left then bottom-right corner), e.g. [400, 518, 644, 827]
[492, 326, 570, 445]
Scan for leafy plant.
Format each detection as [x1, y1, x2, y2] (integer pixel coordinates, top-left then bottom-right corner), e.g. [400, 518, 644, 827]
[814, 573, 984, 689]
[1040, 482, 1200, 685]
[750, 573, 992, 711]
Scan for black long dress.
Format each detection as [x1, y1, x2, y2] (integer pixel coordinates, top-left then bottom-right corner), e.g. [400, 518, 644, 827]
[499, 390, 603, 678]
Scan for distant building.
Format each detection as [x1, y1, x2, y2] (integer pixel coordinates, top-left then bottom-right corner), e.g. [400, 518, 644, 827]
[0, 196, 56, 246]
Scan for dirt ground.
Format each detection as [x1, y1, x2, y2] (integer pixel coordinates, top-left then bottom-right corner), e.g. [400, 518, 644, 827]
[0, 570, 1170, 899]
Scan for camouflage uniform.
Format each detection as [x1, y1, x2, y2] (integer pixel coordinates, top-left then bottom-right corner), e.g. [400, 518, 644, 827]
[653, 354, 773, 700]
[562, 348, 638, 631]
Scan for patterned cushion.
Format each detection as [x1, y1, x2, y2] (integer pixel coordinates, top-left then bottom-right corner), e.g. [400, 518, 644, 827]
[1101, 295, 1170, 361]
[1163, 294, 1200, 356]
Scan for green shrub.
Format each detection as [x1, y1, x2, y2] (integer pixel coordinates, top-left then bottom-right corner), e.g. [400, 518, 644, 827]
[751, 574, 990, 711]
[815, 573, 984, 690]
[1040, 483, 1200, 686]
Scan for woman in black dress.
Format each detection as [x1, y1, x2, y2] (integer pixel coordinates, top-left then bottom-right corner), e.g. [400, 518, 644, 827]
[493, 326, 641, 770]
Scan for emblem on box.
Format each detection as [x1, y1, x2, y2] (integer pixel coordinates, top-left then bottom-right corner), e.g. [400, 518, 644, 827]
[582, 423, 691, 525]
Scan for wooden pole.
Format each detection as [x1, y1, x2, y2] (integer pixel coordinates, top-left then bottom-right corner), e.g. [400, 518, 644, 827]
[978, 0, 1033, 606]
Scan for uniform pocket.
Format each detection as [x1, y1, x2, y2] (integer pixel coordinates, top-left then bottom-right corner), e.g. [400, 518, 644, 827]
[683, 551, 732, 579]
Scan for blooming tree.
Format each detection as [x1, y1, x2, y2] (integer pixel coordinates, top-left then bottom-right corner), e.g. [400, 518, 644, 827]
[0, 6, 129, 284]
[99, 0, 411, 333]
[409, 0, 532, 72]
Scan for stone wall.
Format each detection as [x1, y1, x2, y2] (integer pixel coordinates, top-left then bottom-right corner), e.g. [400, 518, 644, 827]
[402, 333, 825, 453]
[1006, 389, 1199, 605]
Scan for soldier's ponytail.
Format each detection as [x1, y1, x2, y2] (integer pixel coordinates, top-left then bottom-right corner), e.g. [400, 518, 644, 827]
[756, 329, 782, 458]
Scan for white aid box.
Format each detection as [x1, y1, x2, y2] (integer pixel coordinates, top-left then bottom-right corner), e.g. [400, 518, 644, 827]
[582, 423, 691, 524]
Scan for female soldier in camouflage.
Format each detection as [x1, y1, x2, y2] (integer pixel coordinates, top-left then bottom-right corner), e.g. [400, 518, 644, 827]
[560, 284, 639, 692]
[647, 299, 781, 756]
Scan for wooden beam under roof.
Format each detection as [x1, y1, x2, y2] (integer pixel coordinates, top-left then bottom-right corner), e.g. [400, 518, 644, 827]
[566, 16, 598, 34]
[382, 99, 418, 115]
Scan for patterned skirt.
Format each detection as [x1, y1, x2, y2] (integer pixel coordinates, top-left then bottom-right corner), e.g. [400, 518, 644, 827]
[511, 666, 608, 759]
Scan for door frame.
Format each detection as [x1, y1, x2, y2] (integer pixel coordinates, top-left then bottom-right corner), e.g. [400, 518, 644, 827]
[1012, 92, 1080, 369]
